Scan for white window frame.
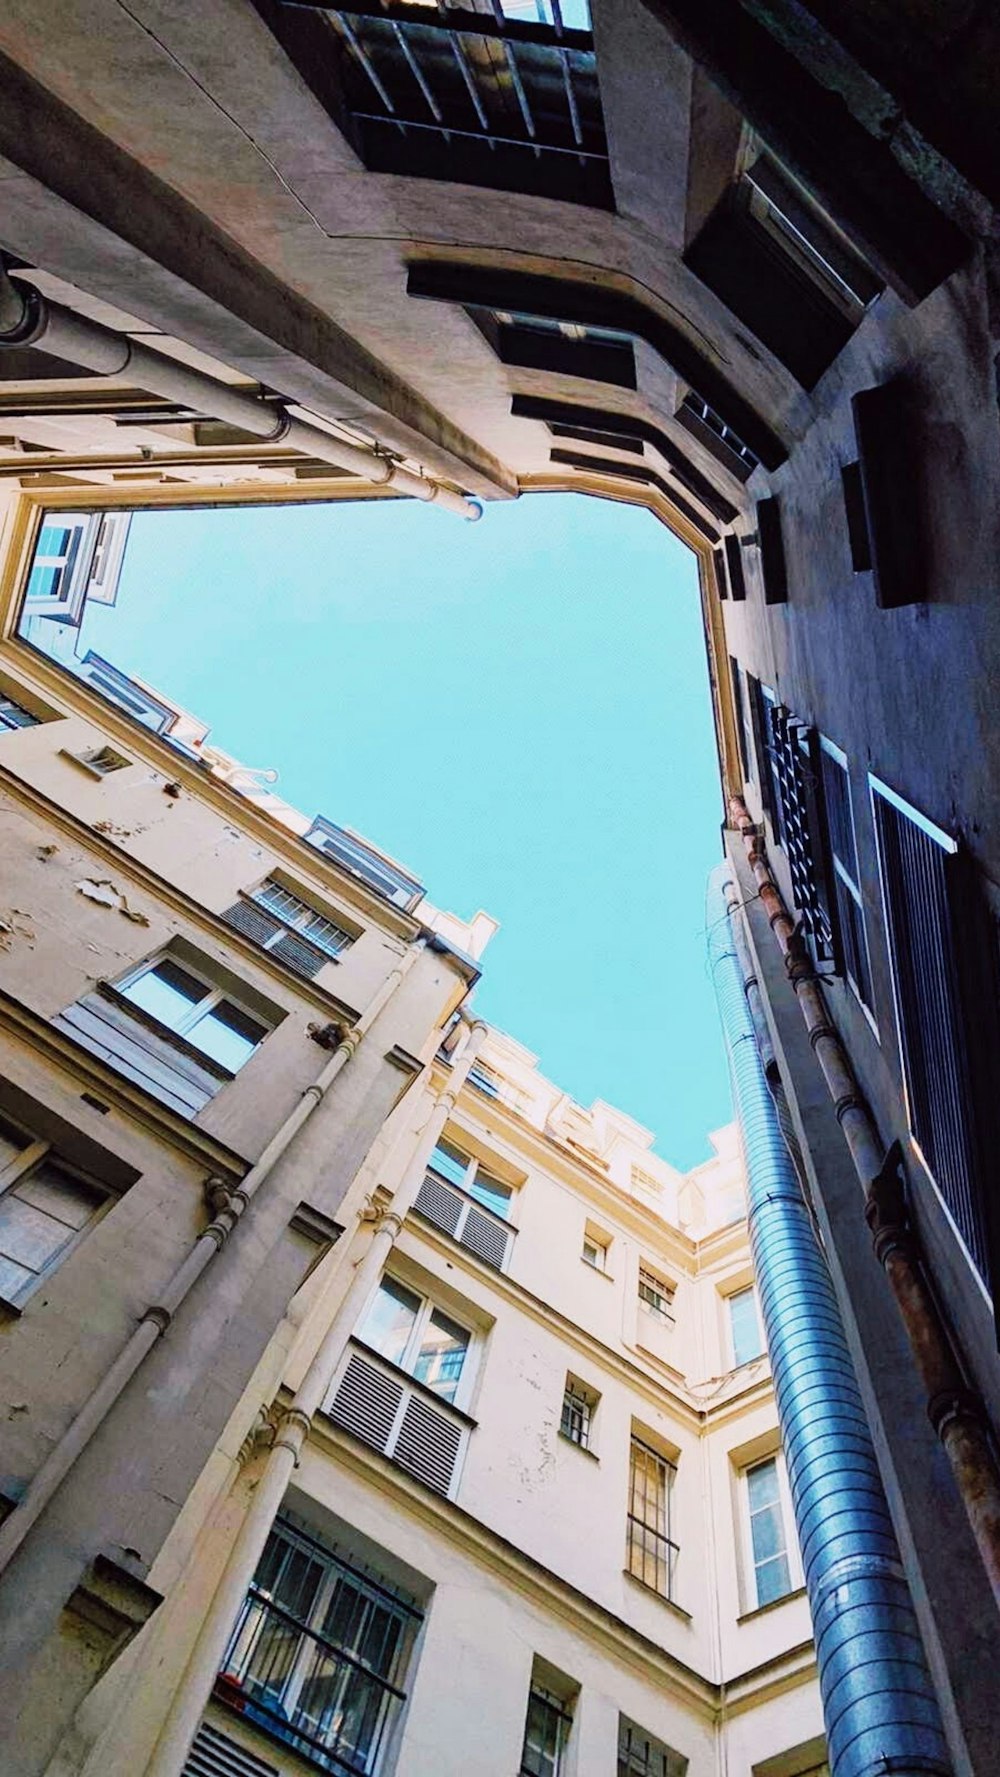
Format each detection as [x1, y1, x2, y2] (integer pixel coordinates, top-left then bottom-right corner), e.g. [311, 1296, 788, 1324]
[427, 1135, 514, 1221]
[0, 692, 41, 733]
[23, 513, 93, 620]
[252, 878, 356, 959]
[560, 1376, 598, 1451]
[740, 1451, 801, 1612]
[818, 737, 877, 1030]
[727, 1284, 765, 1368]
[638, 1265, 675, 1322]
[115, 953, 270, 1073]
[0, 1120, 115, 1307]
[360, 1273, 478, 1413]
[581, 1231, 610, 1272]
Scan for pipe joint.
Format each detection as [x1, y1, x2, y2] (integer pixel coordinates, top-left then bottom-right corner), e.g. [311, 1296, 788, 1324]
[143, 1305, 172, 1337]
[0, 278, 43, 346]
[928, 1386, 988, 1440]
[272, 1407, 312, 1465]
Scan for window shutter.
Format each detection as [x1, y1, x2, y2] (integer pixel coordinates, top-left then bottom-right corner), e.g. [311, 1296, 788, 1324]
[852, 379, 926, 606]
[327, 1351, 404, 1453]
[461, 1206, 510, 1270]
[270, 930, 325, 979]
[755, 496, 788, 604]
[393, 1394, 464, 1494]
[723, 533, 747, 601]
[183, 1724, 278, 1777]
[414, 1173, 464, 1238]
[220, 901, 281, 948]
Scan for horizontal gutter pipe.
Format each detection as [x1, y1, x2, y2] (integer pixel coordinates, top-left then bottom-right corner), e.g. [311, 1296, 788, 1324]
[708, 864, 951, 1777]
[0, 274, 481, 520]
[728, 795, 1000, 1609]
[0, 942, 423, 1582]
[146, 1018, 488, 1777]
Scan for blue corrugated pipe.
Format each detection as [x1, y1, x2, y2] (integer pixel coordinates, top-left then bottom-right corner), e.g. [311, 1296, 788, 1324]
[707, 864, 951, 1777]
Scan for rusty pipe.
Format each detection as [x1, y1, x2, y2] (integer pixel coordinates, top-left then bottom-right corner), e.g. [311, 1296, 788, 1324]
[728, 793, 1000, 1609]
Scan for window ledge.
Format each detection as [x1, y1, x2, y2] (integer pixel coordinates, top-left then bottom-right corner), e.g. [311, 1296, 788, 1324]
[0, 1295, 23, 1321]
[737, 1584, 806, 1625]
[558, 1430, 599, 1462]
[581, 1259, 614, 1281]
[622, 1570, 692, 1623]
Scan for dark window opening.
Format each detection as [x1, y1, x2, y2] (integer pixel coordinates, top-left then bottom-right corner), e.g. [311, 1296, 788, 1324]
[841, 463, 873, 572]
[469, 308, 636, 388]
[676, 392, 759, 483]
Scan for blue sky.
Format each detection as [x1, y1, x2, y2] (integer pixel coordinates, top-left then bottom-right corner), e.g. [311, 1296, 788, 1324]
[89, 493, 729, 1169]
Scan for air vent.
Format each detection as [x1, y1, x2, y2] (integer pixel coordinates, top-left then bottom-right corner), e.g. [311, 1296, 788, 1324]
[414, 1173, 464, 1238]
[324, 1345, 469, 1498]
[270, 930, 325, 979]
[394, 1395, 464, 1495]
[327, 1352, 404, 1452]
[183, 1723, 278, 1777]
[221, 901, 280, 947]
[461, 1207, 510, 1269]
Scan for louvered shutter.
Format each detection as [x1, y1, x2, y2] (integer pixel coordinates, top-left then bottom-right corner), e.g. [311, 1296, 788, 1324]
[183, 1723, 278, 1777]
[414, 1173, 464, 1238]
[461, 1207, 510, 1271]
[327, 1352, 404, 1453]
[221, 901, 281, 947]
[270, 930, 325, 979]
[393, 1395, 464, 1495]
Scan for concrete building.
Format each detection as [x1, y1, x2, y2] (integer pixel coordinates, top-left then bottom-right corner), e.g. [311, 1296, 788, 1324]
[0, 0, 999, 1770]
[0, 520, 824, 1774]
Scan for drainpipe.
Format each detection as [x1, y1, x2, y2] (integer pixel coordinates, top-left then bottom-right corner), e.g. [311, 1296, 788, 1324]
[728, 795, 1000, 1609]
[708, 865, 951, 1777]
[0, 941, 424, 1581]
[145, 1018, 488, 1777]
[0, 271, 481, 520]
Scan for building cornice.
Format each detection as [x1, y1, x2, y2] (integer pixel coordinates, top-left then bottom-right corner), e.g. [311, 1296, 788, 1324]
[301, 1415, 818, 1716]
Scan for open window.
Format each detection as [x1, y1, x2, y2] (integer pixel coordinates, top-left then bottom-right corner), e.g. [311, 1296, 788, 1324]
[0, 1110, 120, 1310]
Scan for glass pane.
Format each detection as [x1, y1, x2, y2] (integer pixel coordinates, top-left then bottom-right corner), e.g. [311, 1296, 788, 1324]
[25, 566, 63, 601]
[122, 959, 207, 1030]
[0, 1194, 77, 1276]
[362, 1278, 421, 1367]
[729, 1288, 763, 1365]
[746, 1459, 780, 1510]
[412, 1309, 469, 1401]
[467, 1167, 512, 1220]
[190, 998, 266, 1070]
[17, 1163, 105, 1230]
[750, 1501, 785, 1562]
[755, 1551, 792, 1605]
[427, 1137, 469, 1188]
[0, 1117, 29, 1174]
[521, 1693, 563, 1777]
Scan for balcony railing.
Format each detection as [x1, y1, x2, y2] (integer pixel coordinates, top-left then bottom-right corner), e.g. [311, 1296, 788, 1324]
[218, 1587, 405, 1775]
[412, 1169, 515, 1271]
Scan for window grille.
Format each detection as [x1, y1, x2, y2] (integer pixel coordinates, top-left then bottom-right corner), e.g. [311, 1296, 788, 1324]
[0, 693, 39, 732]
[764, 704, 841, 968]
[520, 1688, 572, 1777]
[617, 1716, 688, 1777]
[626, 1438, 678, 1601]
[638, 1268, 674, 1321]
[219, 1517, 420, 1776]
[872, 781, 1000, 1286]
[560, 1380, 594, 1448]
[222, 881, 355, 978]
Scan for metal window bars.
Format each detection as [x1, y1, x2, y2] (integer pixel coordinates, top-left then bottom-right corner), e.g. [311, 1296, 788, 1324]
[766, 705, 839, 970]
[637, 1267, 674, 1320]
[560, 1381, 592, 1447]
[626, 1439, 678, 1602]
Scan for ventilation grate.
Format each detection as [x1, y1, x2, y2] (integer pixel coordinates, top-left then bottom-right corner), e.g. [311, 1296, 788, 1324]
[220, 901, 280, 947]
[270, 930, 325, 979]
[326, 1352, 403, 1452]
[461, 1207, 510, 1270]
[414, 1173, 464, 1238]
[183, 1722, 278, 1777]
[393, 1394, 464, 1495]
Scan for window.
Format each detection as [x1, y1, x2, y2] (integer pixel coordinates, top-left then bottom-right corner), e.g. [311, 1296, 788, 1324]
[361, 1276, 471, 1406]
[468, 1060, 531, 1116]
[560, 1376, 597, 1450]
[751, 682, 786, 847]
[618, 1716, 687, 1777]
[305, 816, 423, 911]
[520, 1689, 572, 1777]
[728, 1286, 765, 1367]
[626, 1437, 678, 1601]
[638, 1267, 675, 1321]
[872, 777, 1000, 1287]
[221, 1515, 420, 1776]
[744, 1455, 795, 1608]
[0, 1113, 114, 1308]
[818, 742, 873, 1014]
[22, 511, 131, 621]
[676, 391, 759, 482]
[63, 743, 130, 777]
[222, 879, 356, 979]
[118, 956, 268, 1072]
[414, 1137, 516, 1271]
[0, 693, 40, 733]
[581, 1229, 610, 1272]
[55, 951, 278, 1120]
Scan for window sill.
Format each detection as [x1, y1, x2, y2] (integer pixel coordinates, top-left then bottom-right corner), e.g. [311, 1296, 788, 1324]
[581, 1259, 614, 1281]
[622, 1570, 692, 1623]
[558, 1430, 599, 1462]
[737, 1584, 806, 1625]
[0, 1295, 23, 1321]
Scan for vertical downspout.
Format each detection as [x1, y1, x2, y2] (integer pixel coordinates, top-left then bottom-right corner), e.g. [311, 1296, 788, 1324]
[145, 1019, 489, 1777]
[708, 865, 951, 1777]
